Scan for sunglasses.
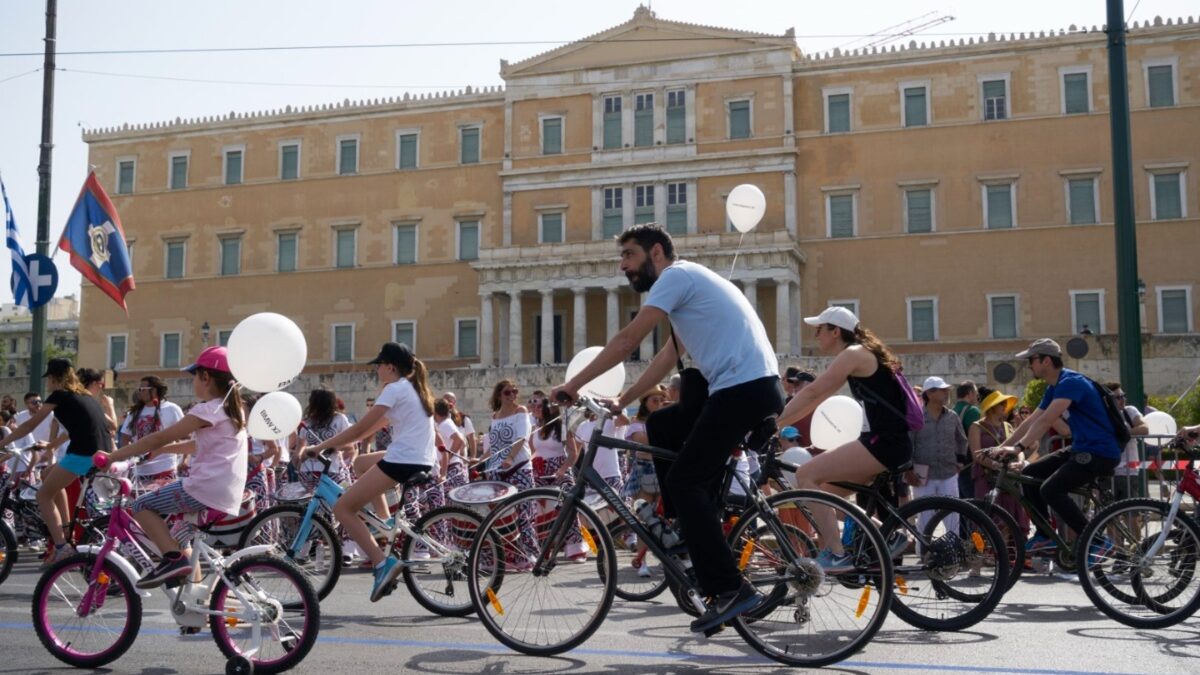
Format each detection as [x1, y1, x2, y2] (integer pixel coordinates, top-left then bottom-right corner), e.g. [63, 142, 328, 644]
[28, 400, 42, 405]
[503, 389, 519, 396]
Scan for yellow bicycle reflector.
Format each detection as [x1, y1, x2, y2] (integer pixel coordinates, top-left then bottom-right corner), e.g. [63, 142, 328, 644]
[855, 587, 871, 618]
[581, 528, 598, 555]
[226, 617, 242, 627]
[97, 572, 111, 585]
[971, 531, 985, 552]
[486, 587, 505, 615]
[738, 539, 755, 571]
[895, 575, 908, 595]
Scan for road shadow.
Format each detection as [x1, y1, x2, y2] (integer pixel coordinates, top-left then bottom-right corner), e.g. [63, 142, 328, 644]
[868, 627, 998, 646]
[317, 612, 475, 631]
[1069, 625, 1200, 660]
[986, 601, 1112, 624]
[404, 649, 587, 674]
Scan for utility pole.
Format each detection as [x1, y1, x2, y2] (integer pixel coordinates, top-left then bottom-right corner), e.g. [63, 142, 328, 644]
[30, 0, 57, 395]
[1105, 0, 1144, 410]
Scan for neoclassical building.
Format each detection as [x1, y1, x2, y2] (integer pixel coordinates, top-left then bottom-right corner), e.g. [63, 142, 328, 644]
[78, 9, 1198, 381]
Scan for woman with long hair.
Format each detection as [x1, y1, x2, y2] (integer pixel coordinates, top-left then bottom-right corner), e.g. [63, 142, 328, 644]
[487, 379, 543, 566]
[624, 386, 666, 503]
[119, 375, 185, 488]
[295, 389, 353, 488]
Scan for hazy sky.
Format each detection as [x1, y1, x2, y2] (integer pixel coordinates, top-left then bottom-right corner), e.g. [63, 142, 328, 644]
[0, 0, 1192, 306]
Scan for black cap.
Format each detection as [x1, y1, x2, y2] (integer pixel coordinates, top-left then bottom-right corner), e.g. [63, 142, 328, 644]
[43, 357, 73, 378]
[785, 366, 814, 384]
[367, 342, 413, 370]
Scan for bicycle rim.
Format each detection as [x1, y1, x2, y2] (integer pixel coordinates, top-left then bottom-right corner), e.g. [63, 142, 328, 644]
[33, 553, 141, 668]
[241, 505, 340, 601]
[210, 555, 320, 675]
[607, 521, 669, 601]
[403, 506, 485, 617]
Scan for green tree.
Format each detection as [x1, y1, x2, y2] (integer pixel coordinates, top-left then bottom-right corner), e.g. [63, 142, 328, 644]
[1148, 386, 1200, 427]
[45, 342, 77, 365]
[1021, 378, 1047, 411]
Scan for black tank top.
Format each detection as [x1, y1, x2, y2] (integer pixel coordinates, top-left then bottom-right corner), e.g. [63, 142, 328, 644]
[847, 359, 908, 435]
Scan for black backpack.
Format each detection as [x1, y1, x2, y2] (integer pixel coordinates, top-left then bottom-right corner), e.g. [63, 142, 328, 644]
[1079, 376, 1133, 447]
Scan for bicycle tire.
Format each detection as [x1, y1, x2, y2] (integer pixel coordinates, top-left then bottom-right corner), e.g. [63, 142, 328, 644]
[728, 489, 894, 669]
[402, 505, 491, 617]
[32, 552, 141, 668]
[209, 554, 320, 675]
[238, 504, 342, 602]
[607, 521, 669, 601]
[0, 520, 16, 584]
[966, 498, 1025, 592]
[1077, 498, 1200, 629]
[467, 487, 616, 656]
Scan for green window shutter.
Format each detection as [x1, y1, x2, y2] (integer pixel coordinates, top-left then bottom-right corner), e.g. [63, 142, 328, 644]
[334, 326, 353, 362]
[829, 194, 854, 238]
[1064, 73, 1089, 114]
[986, 185, 1013, 228]
[906, 189, 932, 233]
[394, 323, 415, 349]
[991, 296, 1017, 339]
[1153, 173, 1182, 219]
[117, 161, 135, 194]
[225, 151, 242, 185]
[281, 145, 299, 180]
[1148, 65, 1175, 107]
[666, 91, 685, 144]
[108, 336, 126, 369]
[338, 140, 357, 175]
[634, 94, 653, 147]
[395, 225, 416, 264]
[166, 242, 184, 278]
[1068, 179, 1097, 224]
[983, 80, 1007, 120]
[910, 300, 935, 341]
[903, 87, 927, 126]
[170, 156, 187, 189]
[541, 213, 563, 243]
[1161, 290, 1188, 333]
[542, 119, 562, 155]
[603, 96, 622, 149]
[458, 221, 479, 260]
[729, 100, 751, 138]
[163, 334, 180, 368]
[1075, 293, 1101, 333]
[457, 321, 478, 358]
[460, 128, 479, 164]
[277, 233, 296, 272]
[826, 95, 849, 132]
[336, 230, 355, 268]
[398, 134, 418, 168]
[220, 238, 240, 275]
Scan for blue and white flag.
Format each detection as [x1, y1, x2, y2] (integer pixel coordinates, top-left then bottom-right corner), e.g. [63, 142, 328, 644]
[3, 175, 34, 308]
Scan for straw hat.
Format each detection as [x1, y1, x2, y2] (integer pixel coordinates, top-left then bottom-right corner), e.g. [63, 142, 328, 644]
[980, 391, 1017, 417]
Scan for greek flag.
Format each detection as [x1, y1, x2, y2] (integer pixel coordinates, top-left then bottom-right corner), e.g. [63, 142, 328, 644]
[2, 176, 34, 309]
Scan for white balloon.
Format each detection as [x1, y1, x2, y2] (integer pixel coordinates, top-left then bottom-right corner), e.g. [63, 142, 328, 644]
[565, 346, 626, 398]
[1143, 411, 1178, 447]
[726, 184, 766, 233]
[778, 446, 813, 489]
[247, 391, 303, 441]
[227, 313, 308, 392]
[810, 395, 864, 449]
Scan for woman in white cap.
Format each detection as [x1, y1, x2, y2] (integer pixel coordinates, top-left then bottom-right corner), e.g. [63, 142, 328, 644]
[906, 377, 968, 534]
[776, 306, 913, 568]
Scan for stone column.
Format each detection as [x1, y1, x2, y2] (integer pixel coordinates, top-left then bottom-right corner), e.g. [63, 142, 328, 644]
[639, 292, 654, 360]
[540, 289, 555, 364]
[479, 292, 494, 366]
[508, 290, 523, 366]
[606, 287, 620, 342]
[743, 279, 758, 316]
[573, 288, 587, 353]
[774, 281, 790, 355]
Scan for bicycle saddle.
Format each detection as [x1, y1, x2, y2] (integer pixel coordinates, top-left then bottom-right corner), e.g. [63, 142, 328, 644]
[403, 471, 432, 487]
[744, 416, 778, 452]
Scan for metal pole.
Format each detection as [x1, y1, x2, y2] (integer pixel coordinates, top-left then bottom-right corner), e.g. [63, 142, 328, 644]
[1105, 0, 1145, 410]
[29, 0, 57, 396]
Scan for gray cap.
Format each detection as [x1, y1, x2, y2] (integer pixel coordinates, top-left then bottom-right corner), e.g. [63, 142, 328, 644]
[1015, 338, 1063, 359]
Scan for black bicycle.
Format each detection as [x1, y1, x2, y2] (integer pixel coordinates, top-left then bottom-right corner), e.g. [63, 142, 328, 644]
[466, 396, 895, 668]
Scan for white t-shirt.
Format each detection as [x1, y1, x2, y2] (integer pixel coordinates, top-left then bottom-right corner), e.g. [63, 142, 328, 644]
[298, 413, 351, 474]
[120, 402, 186, 476]
[531, 430, 566, 460]
[375, 379, 436, 467]
[487, 411, 532, 471]
[1114, 404, 1146, 477]
[575, 419, 625, 479]
[436, 418, 466, 466]
[12, 409, 54, 467]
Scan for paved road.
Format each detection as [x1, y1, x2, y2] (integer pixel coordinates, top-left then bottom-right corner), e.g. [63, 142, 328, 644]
[1, 551, 1197, 674]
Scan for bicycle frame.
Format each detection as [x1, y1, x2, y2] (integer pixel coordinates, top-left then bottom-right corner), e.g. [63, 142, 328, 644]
[984, 459, 1111, 551]
[1139, 446, 1200, 561]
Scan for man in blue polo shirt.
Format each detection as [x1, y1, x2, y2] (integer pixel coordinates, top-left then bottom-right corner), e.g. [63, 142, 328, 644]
[1002, 338, 1120, 556]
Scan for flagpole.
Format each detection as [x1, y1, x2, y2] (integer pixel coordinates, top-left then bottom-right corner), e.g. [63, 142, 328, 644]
[30, 0, 57, 396]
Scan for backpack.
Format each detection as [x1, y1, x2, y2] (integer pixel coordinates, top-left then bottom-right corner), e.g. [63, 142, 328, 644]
[1079, 376, 1133, 447]
[853, 366, 925, 433]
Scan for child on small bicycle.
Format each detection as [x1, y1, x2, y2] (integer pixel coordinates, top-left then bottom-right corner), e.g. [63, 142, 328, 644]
[97, 346, 248, 589]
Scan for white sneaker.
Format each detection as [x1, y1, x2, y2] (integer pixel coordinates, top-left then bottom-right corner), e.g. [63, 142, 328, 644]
[637, 561, 651, 577]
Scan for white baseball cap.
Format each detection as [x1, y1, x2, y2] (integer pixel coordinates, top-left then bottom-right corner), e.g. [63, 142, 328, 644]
[922, 376, 951, 391]
[803, 306, 859, 332]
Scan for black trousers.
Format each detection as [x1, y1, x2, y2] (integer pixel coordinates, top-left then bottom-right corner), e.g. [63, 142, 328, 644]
[1021, 449, 1119, 535]
[646, 376, 783, 596]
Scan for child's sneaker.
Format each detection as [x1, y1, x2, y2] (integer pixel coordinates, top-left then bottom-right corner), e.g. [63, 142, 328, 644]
[1025, 534, 1057, 553]
[369, 558, 403, 602]
[137, 553, 192, 589]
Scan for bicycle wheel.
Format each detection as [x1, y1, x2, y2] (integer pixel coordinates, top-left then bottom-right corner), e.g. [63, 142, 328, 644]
[607, 521, 668, 601]
[1077, 498, 1200, 629]
[403, 505, 491, 617]
[467, 487, 616, 656]
[238, 504, 341, 602]
[882, 497, 1008, 632]
[967, 498, 1025, 592]
[209, 554, 320, 675]
[32, 553, 141, 668]
[0, 520, 16, 584]
[727, 490, 893, 669]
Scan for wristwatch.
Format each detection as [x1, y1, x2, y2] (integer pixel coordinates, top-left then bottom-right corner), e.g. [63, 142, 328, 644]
[1014, 442, 1027, 454]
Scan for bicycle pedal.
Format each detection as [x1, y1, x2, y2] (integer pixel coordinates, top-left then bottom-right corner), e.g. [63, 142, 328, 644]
[179, 626, 202, 635]
[702, 623, 725, 638]
[164, 577, 185, 589]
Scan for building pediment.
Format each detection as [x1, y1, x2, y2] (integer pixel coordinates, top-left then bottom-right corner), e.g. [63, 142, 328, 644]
[500, 6, 796, 79]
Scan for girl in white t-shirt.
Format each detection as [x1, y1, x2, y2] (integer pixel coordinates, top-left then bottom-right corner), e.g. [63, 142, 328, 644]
[530, 400, 585, 557]
[575, 413, 630, 497]
[295, 389, 353, 488]
[434, 399, 469, 496]
[119, 376, 186, 487]
[303, 342, 437, 602]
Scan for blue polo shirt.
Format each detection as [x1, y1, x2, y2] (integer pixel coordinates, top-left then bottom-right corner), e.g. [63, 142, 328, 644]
[1038, 368, 1121, 459]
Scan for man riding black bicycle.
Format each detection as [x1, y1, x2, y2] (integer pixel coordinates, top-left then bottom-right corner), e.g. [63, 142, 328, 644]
[552, 223, 783, 634]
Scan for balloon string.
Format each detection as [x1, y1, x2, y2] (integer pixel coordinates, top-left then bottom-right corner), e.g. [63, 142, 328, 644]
[728, 231, 746, 279]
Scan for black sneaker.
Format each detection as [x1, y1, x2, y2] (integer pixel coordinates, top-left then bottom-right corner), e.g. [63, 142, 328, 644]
[689, 581, 763, 634]
[137, 555, 193, 589]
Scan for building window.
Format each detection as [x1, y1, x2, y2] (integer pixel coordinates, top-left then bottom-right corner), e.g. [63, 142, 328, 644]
[393, 321, 416, 350]
[541, 117, 562, 155]
[337, 136, 358, 175]
[984, 183, 1015, 229]
[1158, 287, 1192, 333]
[457, 220, 479, 261]
[164, 240, 186, 279]
[666, 182, 687, 235]
[904, 188, 933, 233]
[394, 223, 417, 264]
[1062, 69, 1091, 114]
[334, 228, 356, 268]
[279, 142, 300, 180]
[219, 236, 241, 276]
[1067, 177, 1098, 224]
[908, 298, 938, 342]
[830, 299, 860, 318]
[456, 318, 478, 358]
[460, 126, 480, 164]
[223, 147, 243, 185]
[602, 187, 624, 238]
[117, 159, 135, 194]
[602, 95, 622, 149]
[396, 131, 419, 169]
[1146, 61, 1177, 108]
[902, 84, 928, 127]
[982, 78, 1009, 120]
[1151, 171, 1185, 220]
[169, 153, 188, 190]
[824, 89, 851, 133]
[666, 90, 686, 144]
[218, 330, 233, 347]
[277, 232, 297, 273]
[989, 295, 1018, 339]
[634, 184, 655, 224]
[540, 212, 564, 244]
[332, 324, 354, 362]
[728, 99, 752, 139]
[634, 93, 653, 147]
[1071, 290, 1104, 334]
[107, 335, 127, 370]
[826, 192, 856, 238]
[161, 332, 181, 368]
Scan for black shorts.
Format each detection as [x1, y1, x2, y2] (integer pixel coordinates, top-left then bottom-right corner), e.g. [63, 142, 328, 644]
[860, 431, 913, 472]
[376, 460, 432, 484]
